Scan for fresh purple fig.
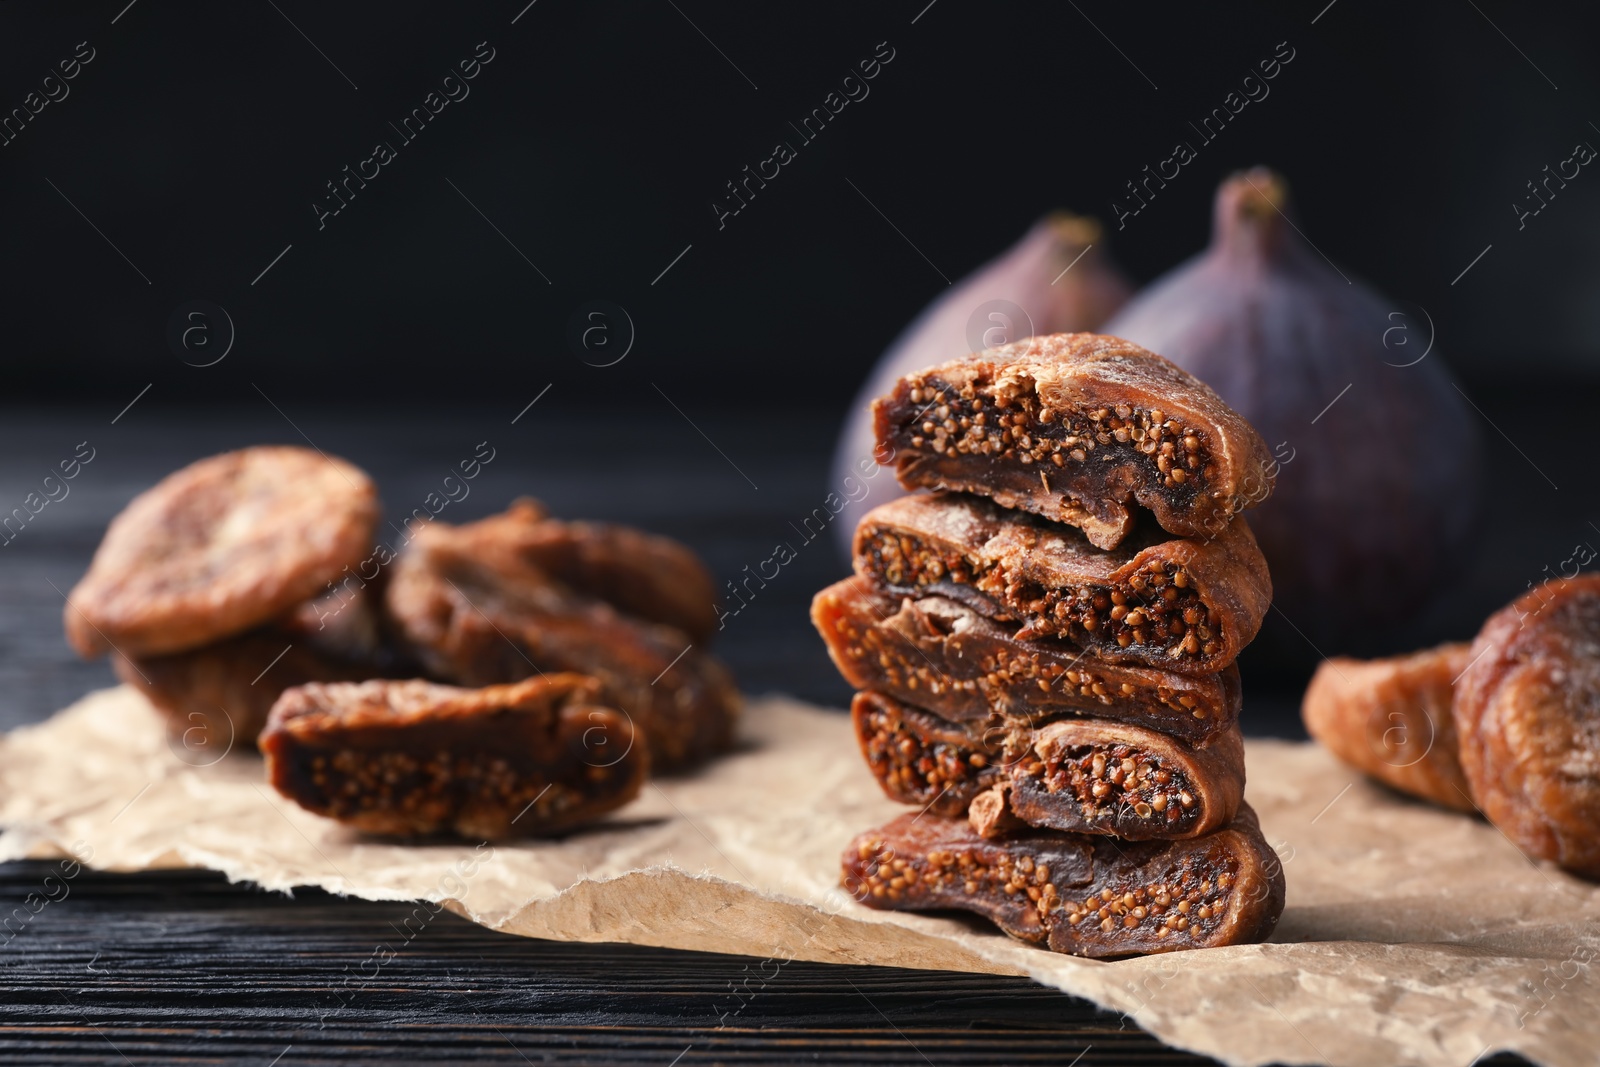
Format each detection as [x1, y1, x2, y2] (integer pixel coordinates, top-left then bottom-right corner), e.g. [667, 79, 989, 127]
[1103, 168, 1482, 650]
[831, 214, 1131, 554]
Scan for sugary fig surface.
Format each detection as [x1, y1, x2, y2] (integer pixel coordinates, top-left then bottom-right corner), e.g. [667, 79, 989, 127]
[1302, 643, 1474, 811]
[385, 528, 738, 772]
[1007, 719, 1244, 840]
[261, 674, 645, 838]
[64, 446, 379, 658]
[854, 492, 1270, 676]
[851, 691, 1003, 815]
[115, 588, 413, 752]
[1455, 575, 1600, 877]
[842, 803, 1284, 958]
[433, 498, 719, 641]
[872, 333, 1275, 547]
[812, 579, 1241, 742]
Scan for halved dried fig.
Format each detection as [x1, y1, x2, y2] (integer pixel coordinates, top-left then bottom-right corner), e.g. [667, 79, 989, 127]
[853, 492, 1270, 675]
[842, 803, 1284, 957]
[261, 674, 645, 839]
[1007, 718, 1244, 841]
[851, 691, 1003, 816]
[812, 578, 1241, 742]
[851, 689, 1243, 840]
[871, 332, 1275, 548]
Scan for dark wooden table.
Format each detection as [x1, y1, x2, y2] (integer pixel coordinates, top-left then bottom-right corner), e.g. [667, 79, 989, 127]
[0, 399, 1563, 1065]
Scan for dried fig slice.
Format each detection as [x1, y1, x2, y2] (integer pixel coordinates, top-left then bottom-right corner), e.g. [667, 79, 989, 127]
[851, 691, 1003, 816]
[64, 446, 379, 658]
[261, 675, 645, 839]
[114, 587, 414, 752]
[812, 578, 1241, 742]
[871, 332, 1275, 547]
[854, 492, 1270, 675]
[852, 690, 1243, 840]
[433, 498, 719, 641]
[1302, 643, 1474, 812]
[1007, 718, 1244, 840]
[841, 803, 1284, 958]
[1455, 575, 1600, 877]
[385, 527, 738, 772]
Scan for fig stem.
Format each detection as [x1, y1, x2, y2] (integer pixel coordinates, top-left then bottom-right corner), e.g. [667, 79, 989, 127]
[1214, 167, 1291, 260]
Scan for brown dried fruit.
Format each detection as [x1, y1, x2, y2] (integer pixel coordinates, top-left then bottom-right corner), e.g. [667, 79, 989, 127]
[1455, 575, 1600, 877]
[385, 514, 738, 772]
[1301, 643, 1474, 811]
[853, 492, 1271, 676]
[851, 689, 1244, 841]
[113, 586, 415, 752]
[871, 332, 1275, 548]
[261, 674, 645, 839]
[811, 578, 1241, 743]
[833, 214, 1131, 551]
[1008, 718, 1245, 841]
[850, 691, 1003, 816]
[842, 803, 1284, 958]
[1104, 168, 1482, 645]
[64, 446, 379, 658]
[434, 498, 719, 642]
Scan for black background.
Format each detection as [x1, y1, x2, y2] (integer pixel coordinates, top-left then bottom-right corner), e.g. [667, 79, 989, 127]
[1, 0, 1596, 406]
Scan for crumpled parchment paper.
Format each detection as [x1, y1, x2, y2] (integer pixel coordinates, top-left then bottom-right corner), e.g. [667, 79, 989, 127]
[1, 686, 1595, 1067]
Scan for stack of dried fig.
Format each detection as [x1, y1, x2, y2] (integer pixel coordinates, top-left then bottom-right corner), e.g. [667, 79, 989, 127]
[816, 332, 1288, 958]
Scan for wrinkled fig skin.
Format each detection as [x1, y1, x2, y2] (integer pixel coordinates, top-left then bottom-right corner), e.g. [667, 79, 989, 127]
[116, 624, 377, 753]
[64, 446, 380, 659]
[811, 578, 1242, 743]
[261, 675, 646, 839]
[1302, 642, 1475, 812]
[842, 804, 1284, 958]
[1008, 718, 1245, 841]
[1455, 576, 1600, 878]
[851, 691, 1003, 816]
[1104, 168, 1482, 647]
[434, 497, 720, 643]
[384, 527, 739, 773]
[872, 333, 1276, 549]
[113, 587, 417, 751]
[853, 492, 1272, 677]
[832, 215, 1131, 556]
